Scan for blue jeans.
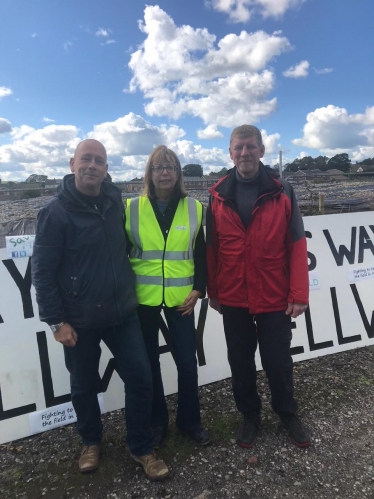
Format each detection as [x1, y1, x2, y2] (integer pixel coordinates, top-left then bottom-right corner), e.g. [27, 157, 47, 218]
[138, 305, 201, 432]
[63, 311, 153, 457]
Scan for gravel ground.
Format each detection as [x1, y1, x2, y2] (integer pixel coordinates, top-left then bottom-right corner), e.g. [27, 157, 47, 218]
[1, 346, 374, 499]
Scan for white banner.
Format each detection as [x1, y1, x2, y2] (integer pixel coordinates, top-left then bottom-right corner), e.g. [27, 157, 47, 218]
[0, 211, 374, 444]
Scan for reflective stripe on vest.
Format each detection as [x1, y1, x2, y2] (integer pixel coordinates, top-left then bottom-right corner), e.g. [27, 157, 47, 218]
[125, 196, 202, 307]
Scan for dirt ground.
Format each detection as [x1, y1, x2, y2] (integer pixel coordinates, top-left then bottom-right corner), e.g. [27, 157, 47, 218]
[1, 346, 374, 499]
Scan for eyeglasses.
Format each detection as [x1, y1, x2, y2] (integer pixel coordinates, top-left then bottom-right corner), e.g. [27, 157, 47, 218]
[151, 165, 177, 174]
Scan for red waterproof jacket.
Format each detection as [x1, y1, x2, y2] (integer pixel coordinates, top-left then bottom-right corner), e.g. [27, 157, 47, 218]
[206, 165, 309, 313]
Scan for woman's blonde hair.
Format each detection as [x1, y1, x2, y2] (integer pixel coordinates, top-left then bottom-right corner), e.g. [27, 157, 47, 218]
[143, 145, 187, 199]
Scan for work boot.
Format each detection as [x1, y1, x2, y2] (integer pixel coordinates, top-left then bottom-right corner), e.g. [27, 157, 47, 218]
[130, 452, 169, 481]
[184, 426, 211, 446]
[280, 414, 311, 448]
[78, 445, 100, 473]
[236, 414, 260, 448]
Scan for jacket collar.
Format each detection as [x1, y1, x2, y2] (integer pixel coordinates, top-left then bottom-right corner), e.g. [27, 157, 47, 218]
[57, 173, 120, 212]
[209, 162, 282, 203]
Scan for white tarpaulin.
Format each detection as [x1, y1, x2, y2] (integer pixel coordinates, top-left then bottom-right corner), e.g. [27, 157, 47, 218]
[0, 211, 373, 444]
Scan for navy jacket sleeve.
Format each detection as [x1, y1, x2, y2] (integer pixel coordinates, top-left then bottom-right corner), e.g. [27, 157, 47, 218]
[31, 204, 67, 325]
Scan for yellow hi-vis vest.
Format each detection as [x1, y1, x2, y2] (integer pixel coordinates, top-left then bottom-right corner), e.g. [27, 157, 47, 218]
[125, 196, 202, 307]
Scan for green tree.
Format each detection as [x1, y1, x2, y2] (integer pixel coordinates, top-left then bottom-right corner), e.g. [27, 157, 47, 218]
[327, 153, 351, 173]
[209, 167, 227, 177]
[182, 164, 203, 177]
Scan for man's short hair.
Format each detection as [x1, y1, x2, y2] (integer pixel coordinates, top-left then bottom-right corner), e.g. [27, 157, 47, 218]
[230, 125, 263, 147]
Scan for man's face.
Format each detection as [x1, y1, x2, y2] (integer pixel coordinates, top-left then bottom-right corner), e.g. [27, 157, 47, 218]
[70, 140, 108, 195]
[229, 135, 265, 180]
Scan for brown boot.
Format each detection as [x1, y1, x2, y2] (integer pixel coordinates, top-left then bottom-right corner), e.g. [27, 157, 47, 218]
[78, 445, 100, 473]
[130, 452, 169, 481]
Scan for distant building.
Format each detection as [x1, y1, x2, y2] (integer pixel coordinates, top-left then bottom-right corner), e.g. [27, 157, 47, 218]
[325, 169, 347, 181]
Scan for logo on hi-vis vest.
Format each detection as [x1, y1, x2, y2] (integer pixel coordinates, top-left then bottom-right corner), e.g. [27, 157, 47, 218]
[174, 226, 187, 230]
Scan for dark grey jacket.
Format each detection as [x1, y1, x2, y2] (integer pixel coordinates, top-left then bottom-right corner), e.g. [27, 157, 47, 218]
[32, 174, 138, 328]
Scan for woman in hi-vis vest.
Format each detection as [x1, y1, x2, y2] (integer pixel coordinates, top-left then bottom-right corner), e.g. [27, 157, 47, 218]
[125, 145, 210, 448]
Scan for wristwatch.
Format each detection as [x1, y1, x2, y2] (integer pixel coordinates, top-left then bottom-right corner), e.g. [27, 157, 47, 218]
[50, 322, 66, 333]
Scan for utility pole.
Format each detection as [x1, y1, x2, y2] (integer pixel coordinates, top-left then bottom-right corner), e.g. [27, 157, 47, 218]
[279, 151, 283, 178]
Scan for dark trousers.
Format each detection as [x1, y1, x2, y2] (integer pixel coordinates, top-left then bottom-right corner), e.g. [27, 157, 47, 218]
[222, 307, 297, 418]
[63, 311, 153, 457]
[138, 304, 201, 432]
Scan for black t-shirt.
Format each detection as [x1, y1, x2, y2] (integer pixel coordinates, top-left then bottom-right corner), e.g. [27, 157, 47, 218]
[72, 183, 105, 214]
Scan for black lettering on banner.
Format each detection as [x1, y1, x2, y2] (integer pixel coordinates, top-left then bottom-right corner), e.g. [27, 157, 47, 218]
[350, 284, 374, 339]
[305, 306, 334, 351]
[330, 287, 361, 344]
[290, 321, 304, 356]
[0, 314, 3, 324]
[305, 231, 317, 271]
[0, 387, 36, 422]
[323, 227, 356, 266]
[36, 331, 71, 407]
[158, 302, 207, 367]
[2, 258, 34, 319]
[98, 359, 117, 393]
[195, 298, 208, 366]
[358, 226, 374, 263]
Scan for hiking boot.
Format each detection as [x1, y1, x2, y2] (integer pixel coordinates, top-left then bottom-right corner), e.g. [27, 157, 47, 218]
[130, 452, 169, 481]
[280, 415, 311, 448]
[236, 414, 260, 448]
[152, 426, 168, 449]
[184, 426, 211, 446]
[78, 445, 100, 473]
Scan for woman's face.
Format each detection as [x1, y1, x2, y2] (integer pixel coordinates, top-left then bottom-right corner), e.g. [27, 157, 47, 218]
[151, 162, 178, 198]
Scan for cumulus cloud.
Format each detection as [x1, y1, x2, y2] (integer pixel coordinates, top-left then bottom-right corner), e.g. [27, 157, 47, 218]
[261, 129, 281, 154]
[0, 124, 80, 180]
[0, 86, 13, 99]
[197, 125, 224, 140]
[0, 118, 11, 134]
[314, 67, 333, 74]
[208, 0, 306, 23]
[42, 117, 55, 123]
[128, 6, 292, 129]
[95, 28, 111, 37]
[292, 105, 374, 158]
[283, 60, 309, 78]
[0, 112, 235, 180]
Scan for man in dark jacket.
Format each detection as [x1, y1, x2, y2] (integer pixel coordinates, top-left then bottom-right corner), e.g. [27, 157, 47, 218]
[32, 139, 169, 480]
[206, 125, 310, 449]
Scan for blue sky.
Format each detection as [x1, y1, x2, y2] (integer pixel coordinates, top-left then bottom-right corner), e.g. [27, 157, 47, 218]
[1, 0, 374, 181]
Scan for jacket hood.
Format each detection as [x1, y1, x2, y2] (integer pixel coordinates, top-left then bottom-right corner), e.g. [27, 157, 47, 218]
[209, 163, 282, 203]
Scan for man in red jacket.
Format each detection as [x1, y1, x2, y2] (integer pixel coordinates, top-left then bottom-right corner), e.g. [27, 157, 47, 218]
[206, 125, 310, 448]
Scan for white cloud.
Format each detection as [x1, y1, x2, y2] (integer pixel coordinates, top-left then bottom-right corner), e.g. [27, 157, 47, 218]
[0, 86, 13, 99]
[42, 117, 55, 123]
[292, 105, 374, 158]
[261, 129, 281, 154]
[0, 113, 233, 180]
[105, 39, 116, 45]
[314, 67, 333, 74]
[197, 125, 224, 140]
[0, 118, 11, 134]
[128, 6, 292, 129]
[31, 33, 37, 38]
[95, 28, 111, 37]
[63, 41, 73, 51]
[0, 124, 80, 180]
[283, 60, 309, 78]
[208, 0, 306, 23]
